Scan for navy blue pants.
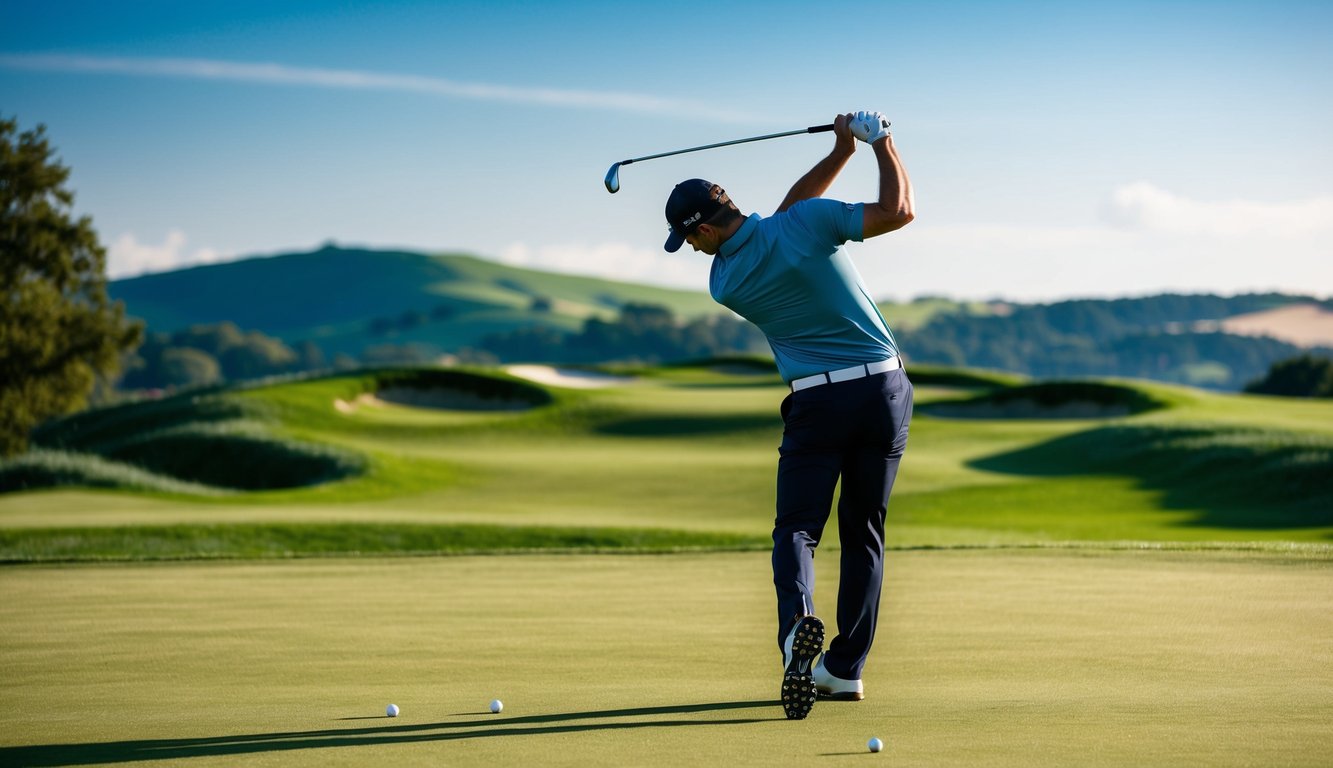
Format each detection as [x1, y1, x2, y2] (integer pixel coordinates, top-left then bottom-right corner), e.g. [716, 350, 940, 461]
[773, 368, 913, 680]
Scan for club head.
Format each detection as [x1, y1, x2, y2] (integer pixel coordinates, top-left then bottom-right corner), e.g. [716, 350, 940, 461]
[604, 162, 621, 194]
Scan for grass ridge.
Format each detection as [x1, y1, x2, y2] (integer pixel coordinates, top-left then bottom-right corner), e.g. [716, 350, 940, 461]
[4, 523, 1327, 565]
[0, 521, 771, 564]
[887, 540, 1333, 556]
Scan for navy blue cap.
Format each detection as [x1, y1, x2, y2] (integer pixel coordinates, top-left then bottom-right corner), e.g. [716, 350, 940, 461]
[664, 179, 734, 253]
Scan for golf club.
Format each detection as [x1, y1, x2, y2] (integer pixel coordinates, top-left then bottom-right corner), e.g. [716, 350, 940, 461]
[604, 124, 834, 193]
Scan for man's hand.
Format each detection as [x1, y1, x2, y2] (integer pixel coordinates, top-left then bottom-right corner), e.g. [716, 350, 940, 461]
[833, 113, 859, 156]
[848, 111, 892, 145]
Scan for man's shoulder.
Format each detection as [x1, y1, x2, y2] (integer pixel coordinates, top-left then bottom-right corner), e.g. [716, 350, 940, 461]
[768, 198, 858, 238]
[785, 197, 854, 216]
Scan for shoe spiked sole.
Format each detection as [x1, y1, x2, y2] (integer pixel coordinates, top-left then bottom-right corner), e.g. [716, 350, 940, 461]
[781, 616, 825, 720]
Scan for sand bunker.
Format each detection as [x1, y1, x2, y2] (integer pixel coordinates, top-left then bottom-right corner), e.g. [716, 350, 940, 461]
[333, 393, 377, 413]
[504, 365, 634, 389]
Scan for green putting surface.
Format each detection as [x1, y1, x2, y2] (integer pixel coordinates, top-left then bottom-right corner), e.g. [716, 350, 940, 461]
[2, 549, 1329, 767]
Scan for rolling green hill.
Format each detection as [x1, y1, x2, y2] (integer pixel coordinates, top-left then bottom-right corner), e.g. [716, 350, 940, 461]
[1, 363, 1329, 561]
[109, 245, 722, 357]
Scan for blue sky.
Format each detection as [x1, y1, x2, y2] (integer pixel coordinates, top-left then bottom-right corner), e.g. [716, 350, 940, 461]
[3, 0, 1330, 301]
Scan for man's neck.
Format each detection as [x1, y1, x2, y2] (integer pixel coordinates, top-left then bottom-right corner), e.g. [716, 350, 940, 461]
[716, 215, 746, 247]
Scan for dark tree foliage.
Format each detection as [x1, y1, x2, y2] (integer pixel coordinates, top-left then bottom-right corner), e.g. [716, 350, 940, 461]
[0, 117, 142, 456]
[1244, 355, 1333, 398]
[119, 322, 316, 390]
[481, 303, 767, 365]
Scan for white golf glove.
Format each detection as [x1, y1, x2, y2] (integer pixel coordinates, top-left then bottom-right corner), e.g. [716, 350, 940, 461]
[848, 111, 892, 144]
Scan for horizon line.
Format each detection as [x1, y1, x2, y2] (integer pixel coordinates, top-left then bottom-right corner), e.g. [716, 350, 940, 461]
[104, 241, 1333, 305]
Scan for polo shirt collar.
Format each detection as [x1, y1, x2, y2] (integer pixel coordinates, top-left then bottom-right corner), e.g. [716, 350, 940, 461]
[718, 213, 761, 258]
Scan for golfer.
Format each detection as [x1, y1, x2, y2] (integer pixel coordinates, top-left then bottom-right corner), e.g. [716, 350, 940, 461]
[662, 111, 914, 720]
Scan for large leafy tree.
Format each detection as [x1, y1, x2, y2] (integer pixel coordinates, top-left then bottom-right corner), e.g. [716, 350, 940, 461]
[1, 117, 142, 456]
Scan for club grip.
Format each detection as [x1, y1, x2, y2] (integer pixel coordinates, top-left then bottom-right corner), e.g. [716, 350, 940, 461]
[807, 124, 836, 133]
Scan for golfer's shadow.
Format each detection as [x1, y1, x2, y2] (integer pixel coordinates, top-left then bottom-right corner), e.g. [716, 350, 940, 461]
[0, 699, 780, 766]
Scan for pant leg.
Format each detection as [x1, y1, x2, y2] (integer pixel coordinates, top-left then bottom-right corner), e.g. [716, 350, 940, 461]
[772, 389, 844, 647]
[825, 370, 913, 679]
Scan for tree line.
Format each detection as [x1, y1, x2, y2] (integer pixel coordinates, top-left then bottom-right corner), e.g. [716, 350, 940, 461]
[117, 323, 348, 390]
[893, 296, 1333, 391]
[115, 303, 770, 391]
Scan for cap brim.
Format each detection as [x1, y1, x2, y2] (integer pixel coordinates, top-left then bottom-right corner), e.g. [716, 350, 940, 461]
[663, 229, 686, 253]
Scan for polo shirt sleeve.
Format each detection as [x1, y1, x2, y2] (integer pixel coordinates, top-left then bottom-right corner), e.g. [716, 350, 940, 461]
[791, 198, 865, 245]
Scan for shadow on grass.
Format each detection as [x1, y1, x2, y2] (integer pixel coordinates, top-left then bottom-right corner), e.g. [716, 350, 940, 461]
[970, 424, 1333, 531]
[595, 414, 780, 438]
[0, 700, 779, 766]
[921, 380, 1169, 420]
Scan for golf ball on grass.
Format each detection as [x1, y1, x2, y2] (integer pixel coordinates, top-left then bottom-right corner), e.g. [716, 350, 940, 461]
[386, 704, 399, 717]
[489, 699, 503, 714]
[868, 737, 883, 753]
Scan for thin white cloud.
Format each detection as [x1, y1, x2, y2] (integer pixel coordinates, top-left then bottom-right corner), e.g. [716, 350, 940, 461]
[0, 53, 753, 123]
[1104, 181, 1333, 237]
[107, 229, 223, 279]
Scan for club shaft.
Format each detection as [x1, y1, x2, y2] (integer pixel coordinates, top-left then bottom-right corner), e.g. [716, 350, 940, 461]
[618, 124, 834, 167]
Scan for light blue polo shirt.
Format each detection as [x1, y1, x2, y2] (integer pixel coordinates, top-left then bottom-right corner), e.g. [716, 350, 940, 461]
[709, 198, 899, 384]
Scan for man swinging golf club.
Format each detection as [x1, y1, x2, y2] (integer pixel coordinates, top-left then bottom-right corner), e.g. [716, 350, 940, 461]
[661, 111, 914, 720]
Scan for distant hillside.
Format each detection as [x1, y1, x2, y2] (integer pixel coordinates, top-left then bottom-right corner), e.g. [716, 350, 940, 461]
[109, 246, 1332, 391]
[894, 293, 1333, 390]
[109, 245, 720, 357]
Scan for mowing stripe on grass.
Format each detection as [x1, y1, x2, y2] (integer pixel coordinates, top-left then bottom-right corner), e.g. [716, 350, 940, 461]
[3, 524, 1327, 565]
[0, 523, 771, 564]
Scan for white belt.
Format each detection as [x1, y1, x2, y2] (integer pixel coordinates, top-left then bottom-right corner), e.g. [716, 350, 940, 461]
[790, 357, 902, 392]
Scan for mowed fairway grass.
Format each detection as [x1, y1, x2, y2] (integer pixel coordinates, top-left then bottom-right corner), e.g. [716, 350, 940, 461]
[2, 551, 1330, 767]
[1, 364, 1331, 765]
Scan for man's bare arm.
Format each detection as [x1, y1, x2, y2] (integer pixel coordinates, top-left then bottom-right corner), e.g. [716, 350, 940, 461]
[775, 113, 858, 214]
[861, 134, 914, 238]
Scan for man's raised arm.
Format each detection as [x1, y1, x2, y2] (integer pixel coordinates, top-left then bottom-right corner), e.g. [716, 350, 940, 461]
[774, 113, 858, 214]
[860, 127, 915, 238]
[775, 111, 915, 239]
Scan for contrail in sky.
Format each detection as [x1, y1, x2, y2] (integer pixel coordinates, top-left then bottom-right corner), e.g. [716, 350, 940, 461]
[0, 53, 752, 122]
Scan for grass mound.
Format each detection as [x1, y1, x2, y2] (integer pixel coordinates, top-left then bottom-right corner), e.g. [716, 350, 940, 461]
[924, 380, 1170, 418]
[0, 450, 223, 495]
[972, 423, 1333, 529]
[3, 367, 559, 496]
[10, 386, 365, 495]
[30, 386, 246, 450]
[100, 421, 366, 491]
[0, 522, 771, 563]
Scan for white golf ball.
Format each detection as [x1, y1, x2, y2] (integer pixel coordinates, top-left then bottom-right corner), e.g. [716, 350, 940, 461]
[868, 737, 884, 753]
[386, 704, 399, 717]
[489, 699, 503, 714]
